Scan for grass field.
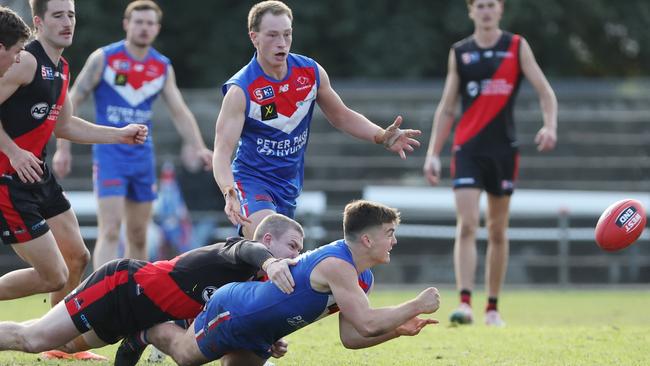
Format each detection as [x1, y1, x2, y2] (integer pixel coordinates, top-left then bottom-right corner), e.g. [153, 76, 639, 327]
[1, 288, 649, 365]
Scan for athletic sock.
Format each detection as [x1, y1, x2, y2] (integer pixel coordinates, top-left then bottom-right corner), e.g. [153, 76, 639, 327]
[460, 289, 472, 306]
[486, 297, 498, 312]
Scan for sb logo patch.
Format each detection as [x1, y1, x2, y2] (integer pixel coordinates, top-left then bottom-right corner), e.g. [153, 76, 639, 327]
[114, 73, 128, 86]
[261, 102, 278, 121]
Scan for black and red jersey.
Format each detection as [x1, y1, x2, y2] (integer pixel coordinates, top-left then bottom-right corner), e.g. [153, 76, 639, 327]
[452, 32, 523, 153]
[0, 40, 69, 175]
[64, 237, 274, 342]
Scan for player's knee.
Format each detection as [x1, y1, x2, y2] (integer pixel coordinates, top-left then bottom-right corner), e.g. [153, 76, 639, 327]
[20, 331, 50, 353]
[457, 220, 478, 239]
[68, 246, 91, 273]
[40, 266, 68, 291]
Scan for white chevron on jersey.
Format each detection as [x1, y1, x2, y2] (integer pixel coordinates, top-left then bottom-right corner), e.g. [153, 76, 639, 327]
[248, 84, 317, 134]
[103, 66, 165, 107]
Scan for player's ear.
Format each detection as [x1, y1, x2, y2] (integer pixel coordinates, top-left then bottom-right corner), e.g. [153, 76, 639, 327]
[261, 232, 273, 247]
[122, 17, 129, 32]
[249, 31, 258, 47]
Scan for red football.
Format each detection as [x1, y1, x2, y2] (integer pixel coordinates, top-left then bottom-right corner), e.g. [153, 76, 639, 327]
[595, 199, 647, 251]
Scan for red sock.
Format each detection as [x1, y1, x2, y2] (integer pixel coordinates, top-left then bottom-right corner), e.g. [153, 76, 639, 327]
[460, 289, 471, 305]
[486, 297, 498, 311]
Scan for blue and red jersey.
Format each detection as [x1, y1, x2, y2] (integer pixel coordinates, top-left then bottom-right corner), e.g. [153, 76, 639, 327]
[92, 40, 169, 161]
[223, 53, 320, 199]
[453, 32, 523, 153]
[196, 240, 374, 346]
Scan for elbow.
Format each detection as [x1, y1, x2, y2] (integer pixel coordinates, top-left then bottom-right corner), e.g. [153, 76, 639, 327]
[341, 338, 364, 350]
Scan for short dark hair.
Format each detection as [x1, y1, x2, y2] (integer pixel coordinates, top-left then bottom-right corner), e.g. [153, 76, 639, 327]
[30, 0, 74, 19]
[0, 6, 31, 48]
[124, 0, 163, 23]
[248, 0, 292, 33]
[343, 200, 401, 241]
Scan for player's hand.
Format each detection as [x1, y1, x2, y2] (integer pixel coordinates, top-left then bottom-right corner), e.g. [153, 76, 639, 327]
[534, 126, 557, 152]
[266, 258, 298, 294]
[395, 316, 438, 336]
[7, 146, 43, 183]
[118, 124, 148, 144]
[196, 147, 213, 171]
[376, 116, 422, 160]
[416, 287, 441, 314]
[52, 147, 72, 179]
[423, 155, 441, 186]
[223, 187, 252, 227]
[270, 338, 289, 358]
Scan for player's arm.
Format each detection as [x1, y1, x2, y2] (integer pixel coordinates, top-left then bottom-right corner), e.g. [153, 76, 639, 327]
[0, 51, 44, 183]
[315, 64, 421, 160]
[337, 282, 437, 348]
[423, 49, 459, 186]
[226, 239, 296, 294]
[519, 37, 558, 152]
[161, 65, 212, 169]
[212, 85, 251, 227]
[316, 258, 439, 339]
[53, 49, 104, 178]
[54, 94, 148, 145]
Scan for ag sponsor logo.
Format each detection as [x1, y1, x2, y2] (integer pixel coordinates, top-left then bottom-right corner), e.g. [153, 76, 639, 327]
[615, 206, 643, 233]
[254, 85, 275, 101]
[202, 286, 218, 302]
[30, 102, 50, 119]
[480, 78, 513, 96]
[466, 81, 480, 97]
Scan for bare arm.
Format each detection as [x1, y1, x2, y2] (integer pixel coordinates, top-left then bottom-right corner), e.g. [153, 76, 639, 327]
[212, 85, 251, 227]
[161, 65, 212, 169]
[53, 49, 103, 178]
[315, 258, 439, 340]
[519, 37, 558, 152]
[54, 94, 148, 144]
[315, 64, 421, 159]
[0, 51, 44, 183]
[423, 49, 459, 186]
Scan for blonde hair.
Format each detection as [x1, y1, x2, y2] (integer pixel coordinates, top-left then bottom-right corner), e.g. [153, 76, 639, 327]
[124, 0, 162, 23]
[248, 0, 292, 32]
[253, 214, 304, 241]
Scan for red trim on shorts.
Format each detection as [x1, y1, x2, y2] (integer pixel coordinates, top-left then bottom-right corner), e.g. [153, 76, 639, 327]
[0, 185, 32, 242]
[195, 311, 231, 342]
[133, 257, 204, 319]
[235, 180, 249, 217]
[453, 35, 521, 148]
[65, 269, 129, 316]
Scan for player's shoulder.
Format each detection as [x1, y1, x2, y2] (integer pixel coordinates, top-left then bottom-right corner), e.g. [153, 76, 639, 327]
[452, 35, 475, 51]
[147, 46, 171, 65]
[3, 50, 37, 85]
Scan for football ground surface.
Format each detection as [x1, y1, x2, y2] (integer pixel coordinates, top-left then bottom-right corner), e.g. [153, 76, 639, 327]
[1, 288, 648, 365]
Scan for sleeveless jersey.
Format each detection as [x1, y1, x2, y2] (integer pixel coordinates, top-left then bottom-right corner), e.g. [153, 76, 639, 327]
[0, 40, 69, 175]
[92, 40, 169, 161]
[207, 240, 373, 345]
[223, 53, 320, 199]
[453, 32, 522, 153]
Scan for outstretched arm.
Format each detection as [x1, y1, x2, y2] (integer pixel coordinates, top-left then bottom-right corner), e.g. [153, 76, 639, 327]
[54, 95, 148, 144]
[53, 49, 104, 178]
[423, 49, 459, 186]
[315, 64, 421, 159]
[212, 85, 251, 227]
[161, 65, 212, 169]
[520, 37, 557, 152]
[315, 258, 439, 341]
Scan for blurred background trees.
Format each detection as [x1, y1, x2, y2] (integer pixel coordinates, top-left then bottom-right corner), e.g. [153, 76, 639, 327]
[4, 0, 650, 85]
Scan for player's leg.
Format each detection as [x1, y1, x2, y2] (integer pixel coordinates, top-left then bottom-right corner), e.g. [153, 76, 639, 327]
[236, 180, 283, 239]
[485, 194, 511, 299]
[0, 301, 81, 353]
[450, 188, 481, 324]
[94, 196, 125, 268]
[46, 208, 91, 305]
[123, 200, 153, 260]
[0, 231, 68, 299]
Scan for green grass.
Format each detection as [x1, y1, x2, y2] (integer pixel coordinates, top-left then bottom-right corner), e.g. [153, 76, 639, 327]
[1, 289, 649, 365]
